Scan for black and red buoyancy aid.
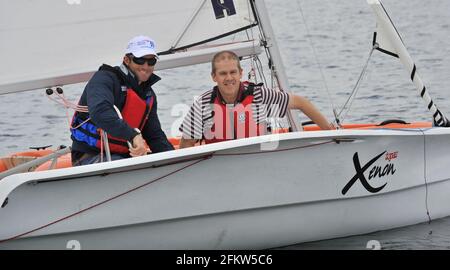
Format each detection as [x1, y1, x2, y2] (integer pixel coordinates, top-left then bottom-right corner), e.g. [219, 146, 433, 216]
[204, 82, 266, 144]
[105, 89, 154, 153]
[70, 66, 154, 154]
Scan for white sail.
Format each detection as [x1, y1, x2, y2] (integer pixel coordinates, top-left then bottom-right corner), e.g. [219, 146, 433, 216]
[0, 0, 256, 94]
[372, 24, 399, 58]
[370, 1, 401, 58]
[368, 0, 449, 126]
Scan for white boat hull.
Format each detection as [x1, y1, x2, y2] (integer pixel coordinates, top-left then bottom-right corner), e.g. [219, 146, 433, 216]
[1, 128, 449, 249]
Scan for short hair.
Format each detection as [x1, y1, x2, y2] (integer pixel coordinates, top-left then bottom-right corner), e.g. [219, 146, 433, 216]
[211, 51, 242, 74]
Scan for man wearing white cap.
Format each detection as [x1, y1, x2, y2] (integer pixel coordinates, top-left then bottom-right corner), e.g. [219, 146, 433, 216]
[70, 35, 174, 166]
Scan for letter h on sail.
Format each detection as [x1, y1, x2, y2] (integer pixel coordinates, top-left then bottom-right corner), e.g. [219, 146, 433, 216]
[211, 0, 237, 19]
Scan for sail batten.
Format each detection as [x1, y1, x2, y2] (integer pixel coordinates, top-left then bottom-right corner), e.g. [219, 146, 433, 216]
[1, 0, 257, 95]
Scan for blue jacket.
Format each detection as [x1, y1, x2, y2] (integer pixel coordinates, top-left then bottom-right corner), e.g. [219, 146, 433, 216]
[71, 64, 174, 155]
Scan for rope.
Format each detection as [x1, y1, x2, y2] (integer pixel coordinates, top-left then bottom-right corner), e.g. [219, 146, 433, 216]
[0, 155, 211, 243]
[244, 4, 261, 85]
[70, 117, 91, 130]
[46, 91, 88, 113]
[215, 140, 335, 156]
[45, 87, 89, 130]
[100, 129, 104, 163]
[251, 5, 276, 90]
[295, 0, 339, 126]
[420, 128, 432, 226]
[337, 46, 376, 124]
[254, 55, 269, 88]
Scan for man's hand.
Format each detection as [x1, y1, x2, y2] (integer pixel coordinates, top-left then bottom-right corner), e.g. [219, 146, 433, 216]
[130, 134, 147, 157]
[179, 138, 197, 149]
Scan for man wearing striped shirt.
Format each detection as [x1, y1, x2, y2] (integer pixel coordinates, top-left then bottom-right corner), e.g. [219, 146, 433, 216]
[179, 51, 334, 148]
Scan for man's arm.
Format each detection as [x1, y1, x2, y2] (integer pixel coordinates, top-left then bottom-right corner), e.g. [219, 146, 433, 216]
[287, 94, 334, 130]
[87, 71, 138, 141]
[178, 97, 205, 149]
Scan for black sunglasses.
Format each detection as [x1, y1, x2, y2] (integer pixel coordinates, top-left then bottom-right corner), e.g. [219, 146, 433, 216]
[129, 55, 157, 66]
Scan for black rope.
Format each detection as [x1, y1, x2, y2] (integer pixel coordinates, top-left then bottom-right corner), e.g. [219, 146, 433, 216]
[421, 129, 433, 229]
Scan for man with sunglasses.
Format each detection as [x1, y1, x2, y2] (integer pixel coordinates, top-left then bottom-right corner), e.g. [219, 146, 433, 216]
[70, 35, 174, 166]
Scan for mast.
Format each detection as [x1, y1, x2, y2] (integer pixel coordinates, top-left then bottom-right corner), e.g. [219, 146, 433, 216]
[252, 0, 302, 132]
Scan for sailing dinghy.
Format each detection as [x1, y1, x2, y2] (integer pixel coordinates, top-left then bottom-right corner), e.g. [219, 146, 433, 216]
[1, 0, 450, 249]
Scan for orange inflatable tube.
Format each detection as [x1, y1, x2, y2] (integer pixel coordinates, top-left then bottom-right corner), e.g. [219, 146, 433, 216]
[0, 149, 55, 173]
[10, 149, 54, 158]
[34, 153, 72, 172]
[0, 160, 7, 172]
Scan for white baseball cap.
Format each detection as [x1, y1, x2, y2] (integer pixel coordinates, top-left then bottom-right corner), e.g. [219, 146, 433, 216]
[125, 35, 158, 58]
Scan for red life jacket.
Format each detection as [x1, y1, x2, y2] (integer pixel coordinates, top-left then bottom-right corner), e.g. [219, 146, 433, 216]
[204, 82, 266, 144]
[71, 88, 154, 154]
[105, 89, 154, 153]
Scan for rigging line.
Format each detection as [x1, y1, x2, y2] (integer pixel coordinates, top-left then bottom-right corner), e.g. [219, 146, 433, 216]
[295, 0, 338, 124]
[46, 93, 88, 112]
[258, 39, 275, 88]
[46, 94, 72, 108]
[158, 24, 257, 55]
[255, 56, 265, 85]
[171, 0, 211, 49]
[70, 117, 91, 130]
[64, 99, 72, 128]
[56, 93, 88, 111]
[46, 93, 89, 129]
[249, 57, 258, 83]
[244, 30, 259, 83]
[253, 54, 268, 87]
[252, 0, 286, 93]
[0, 138, 335, 242]
[256, 55, 269, 87]
[270, 57, 275, 90]
[337, 46, 375, 123]
[246, 1, 256, 42]
[215, 140, 335, 156]
[55, 92, 73, 108]
[46, 95, 77, 128]
[55, 92, 88, 128]
[245, 2, 259, 84]
[421, 128, 432, 226]
[259, 42, 274, 86]
[252, 8, 275, 88]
